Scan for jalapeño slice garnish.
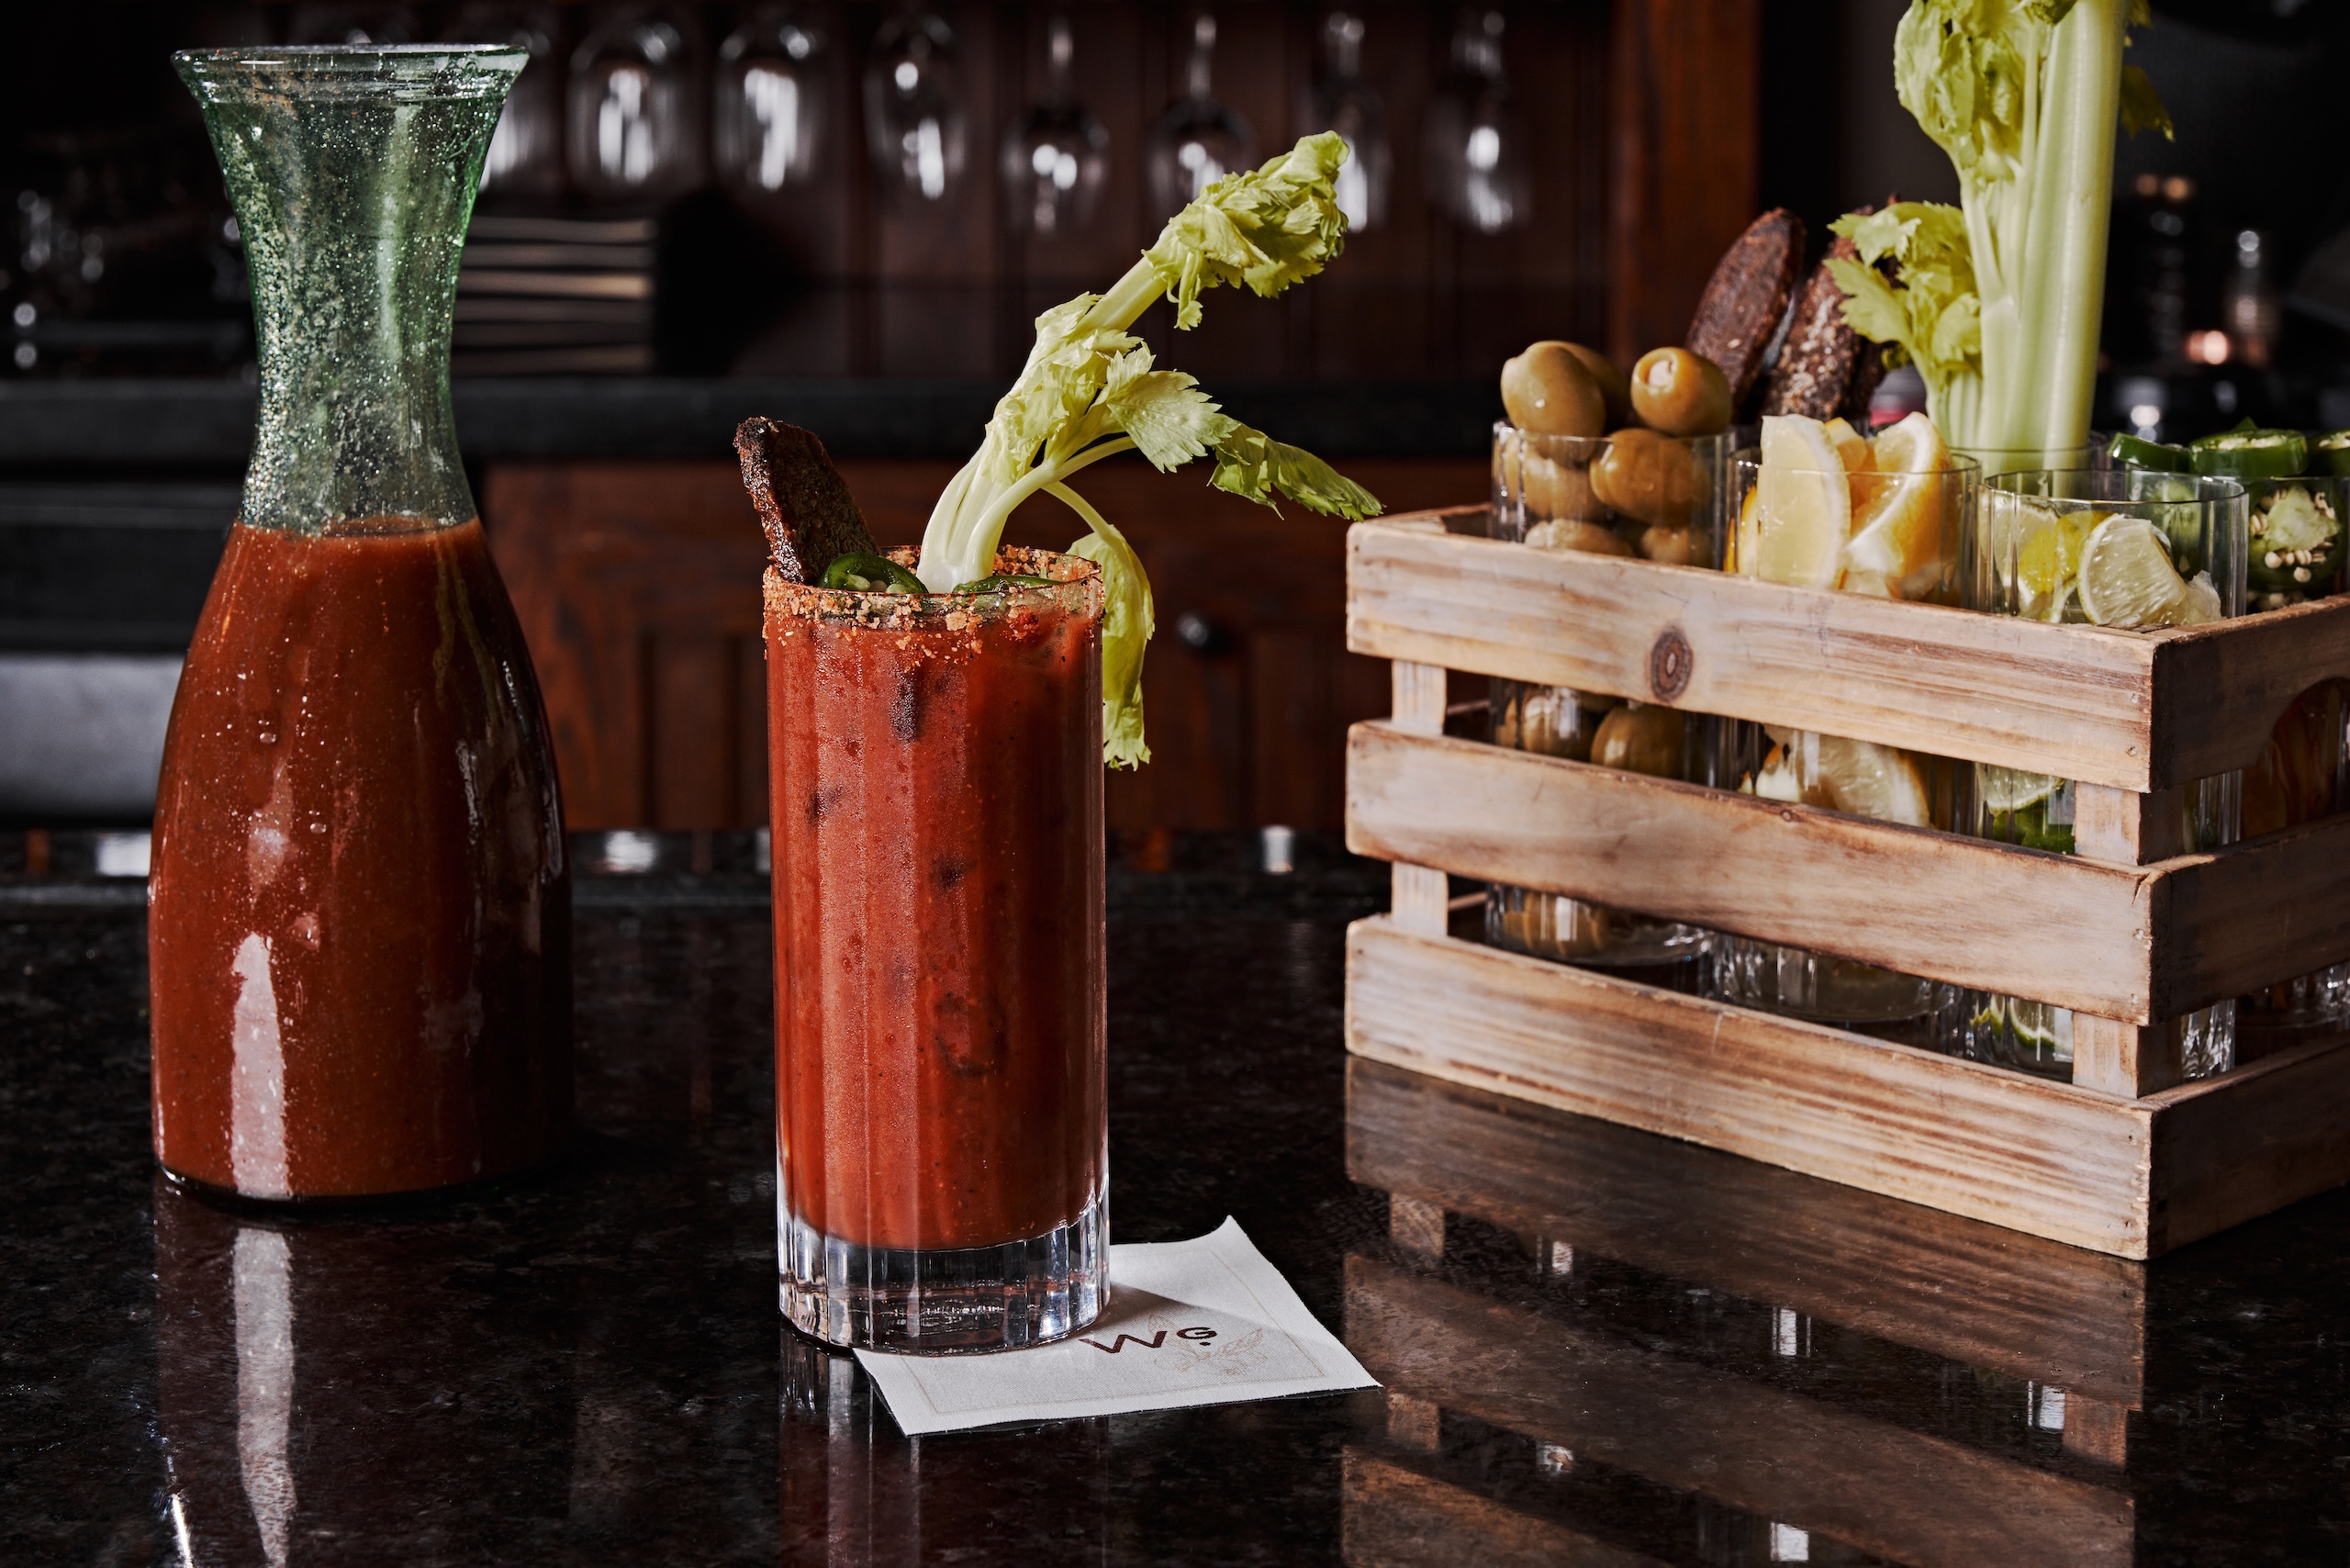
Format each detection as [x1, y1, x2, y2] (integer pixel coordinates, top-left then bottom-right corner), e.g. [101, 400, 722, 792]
[820, 552, 926, 594]
[2105, 432, 2189, 472]
[2188, 426, 2308, 482]
[953, 573, 1058, 593]
[2247, 480, 2347, 595]
[2314, 430, 2350, 476]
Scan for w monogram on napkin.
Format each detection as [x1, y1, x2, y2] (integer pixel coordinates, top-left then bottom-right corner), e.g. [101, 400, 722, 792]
[853, 1217, 1378, 1435]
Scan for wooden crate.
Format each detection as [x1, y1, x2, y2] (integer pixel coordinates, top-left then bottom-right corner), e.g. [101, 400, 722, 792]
[1343, 507, 2350, 1260]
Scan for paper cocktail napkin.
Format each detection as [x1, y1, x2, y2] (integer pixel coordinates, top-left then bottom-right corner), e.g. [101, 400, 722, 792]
[853, 1216, 1378, 1435]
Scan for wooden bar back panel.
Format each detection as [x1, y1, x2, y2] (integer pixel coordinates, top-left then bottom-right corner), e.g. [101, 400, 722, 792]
[486, 456, 1484, 830]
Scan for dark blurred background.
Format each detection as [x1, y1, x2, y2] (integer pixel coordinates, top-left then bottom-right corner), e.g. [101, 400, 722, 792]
[0, 0, 2336, 836]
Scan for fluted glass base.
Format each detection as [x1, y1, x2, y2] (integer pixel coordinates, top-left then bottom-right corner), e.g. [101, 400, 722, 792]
[779, 1188, 1106, 1354]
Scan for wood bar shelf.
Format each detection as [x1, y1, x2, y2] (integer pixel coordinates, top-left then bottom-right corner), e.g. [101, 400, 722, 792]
[1342, 508, 2350, 1259]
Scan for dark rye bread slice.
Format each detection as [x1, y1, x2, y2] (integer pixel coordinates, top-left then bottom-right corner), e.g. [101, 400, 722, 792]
[1760, 203, 1895, 422]
[1686, 208, 1806, 415]
[733, 417, 878, 583]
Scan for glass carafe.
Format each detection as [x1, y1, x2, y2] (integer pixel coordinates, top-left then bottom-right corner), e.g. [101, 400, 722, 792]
[152, 47, 570, 1202]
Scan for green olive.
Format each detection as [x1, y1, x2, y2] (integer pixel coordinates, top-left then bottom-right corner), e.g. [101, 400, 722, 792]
[1520, 454, 1599, 521]
[1524, 519, 1635, 556]
[1555, 342, 1630, 430]
[1630, 347, 1732, 437]
[1501, 342, 1606, 438]
[1638, 524, 1695, 565]
[1589, 428, 1698, 530]
[1590, 705, 1686, 779]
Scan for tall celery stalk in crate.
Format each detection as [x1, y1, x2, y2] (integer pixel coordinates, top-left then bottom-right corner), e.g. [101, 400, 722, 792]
[1828, 0, 2170, 454]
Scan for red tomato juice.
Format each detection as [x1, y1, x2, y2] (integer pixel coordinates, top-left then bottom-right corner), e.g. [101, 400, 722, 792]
[766, 551, 1106, 1253]
[149, 517, 571, 1199]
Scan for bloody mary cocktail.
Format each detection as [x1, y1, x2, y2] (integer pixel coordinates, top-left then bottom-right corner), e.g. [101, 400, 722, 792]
[767, 546, 1107, 1351]
[150, 516, 572, 1199]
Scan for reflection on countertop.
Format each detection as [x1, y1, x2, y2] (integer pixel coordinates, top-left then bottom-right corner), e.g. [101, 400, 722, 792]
[5, 832, 2349, 1563]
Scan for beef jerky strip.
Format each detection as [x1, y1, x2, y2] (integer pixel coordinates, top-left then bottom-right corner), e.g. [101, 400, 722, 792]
[733, 417, 878, 583]
[1685, 208, 1806, 416]
[1760, 213, 1869, 421]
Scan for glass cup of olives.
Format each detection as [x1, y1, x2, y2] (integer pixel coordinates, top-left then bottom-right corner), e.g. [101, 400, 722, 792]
[1484, 420, 1735, 977]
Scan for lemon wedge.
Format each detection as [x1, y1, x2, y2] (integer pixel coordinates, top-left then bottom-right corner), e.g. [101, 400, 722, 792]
[1751, 415, 1850, 588]
[1809, 734, 1932, 825]
[2076, 514, 2191, 628]
[1824, 417, 1874, 476]
[1841, 412, 1952, 600]
[2014, 507, 2091, 621]
[1751, 731, 1932, 826]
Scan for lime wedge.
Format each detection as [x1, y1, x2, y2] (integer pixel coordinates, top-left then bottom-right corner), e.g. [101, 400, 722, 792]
[2076, 514, 2190, 628]
[1978, 766, 2058, 812]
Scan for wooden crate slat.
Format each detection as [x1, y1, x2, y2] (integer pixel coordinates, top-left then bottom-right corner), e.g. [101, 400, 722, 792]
[2152, 593, 2350, 785]
[1346, 917, 2158, 1256]
[1344, 1057, 2149, 1407]
[1346, 1255, 2136, 1568]
[1348, 720, 2164, 1020]
[1347, 519, 2167, 789]
[2151, 811, 2350, 1017]
[2145, 1036, 2350, 1254]
[1353, 720, 2350, 1016]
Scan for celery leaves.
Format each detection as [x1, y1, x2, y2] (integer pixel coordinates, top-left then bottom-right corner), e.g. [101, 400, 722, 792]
[1209, 422, 1384, 520]
[913, 133, 1380, 768]
[1827, 203, 1983, 441]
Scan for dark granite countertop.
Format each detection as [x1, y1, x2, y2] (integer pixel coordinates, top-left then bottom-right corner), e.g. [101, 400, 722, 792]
[6, 830, 2350, 1565]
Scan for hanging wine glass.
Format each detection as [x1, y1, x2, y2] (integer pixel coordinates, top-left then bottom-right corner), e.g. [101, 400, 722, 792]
[444, 4, 565, 199]
[1304, 12, 1389, 232]
[568, 4, 707, 205]
[864, 6, 968, 205]
[1147, 14, 1256, 218]
[1002, 15, 1109, 238]
[1426, 8, 1528, 235]
[715, 6, 827, 195]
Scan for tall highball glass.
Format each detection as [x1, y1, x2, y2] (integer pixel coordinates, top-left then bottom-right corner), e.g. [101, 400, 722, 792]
[767, 547, 1107, 1352]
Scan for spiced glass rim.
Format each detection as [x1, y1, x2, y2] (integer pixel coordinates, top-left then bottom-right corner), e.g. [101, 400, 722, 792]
[763, 545, 1104, 629]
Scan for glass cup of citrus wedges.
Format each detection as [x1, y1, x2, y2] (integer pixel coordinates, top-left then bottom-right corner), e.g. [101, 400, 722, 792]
[1488, 420, 1732, 975]
[1715, 413, 1978, 1035]
[1962, 468, 2249, 1078]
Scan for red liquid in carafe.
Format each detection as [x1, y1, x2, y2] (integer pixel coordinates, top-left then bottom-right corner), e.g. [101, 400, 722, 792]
[149, 517, 570, 1199]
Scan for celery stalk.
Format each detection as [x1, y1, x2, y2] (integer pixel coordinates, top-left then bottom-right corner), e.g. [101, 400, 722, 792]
[1830, 0, 2167, 457]
[915, 133, 1382, 767]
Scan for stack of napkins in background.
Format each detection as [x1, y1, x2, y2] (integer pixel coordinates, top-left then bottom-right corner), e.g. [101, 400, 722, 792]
[855, 1218, 1378, 1435]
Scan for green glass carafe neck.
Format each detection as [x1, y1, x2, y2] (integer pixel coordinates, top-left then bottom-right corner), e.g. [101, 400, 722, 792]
[176, 46, 522, 535]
